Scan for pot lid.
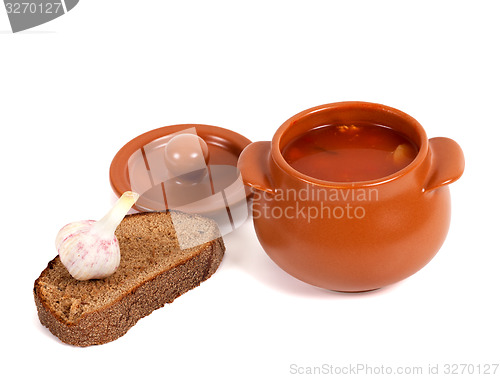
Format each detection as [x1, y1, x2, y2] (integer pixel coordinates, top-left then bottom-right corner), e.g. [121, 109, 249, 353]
[110, 124, 252, 236]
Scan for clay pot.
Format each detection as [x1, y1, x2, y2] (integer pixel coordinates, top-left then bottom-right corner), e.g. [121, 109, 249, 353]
[237, 102, 464, 292]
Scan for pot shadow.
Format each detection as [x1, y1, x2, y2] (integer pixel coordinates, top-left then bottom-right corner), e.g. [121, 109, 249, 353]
[222, 218, 399, 299]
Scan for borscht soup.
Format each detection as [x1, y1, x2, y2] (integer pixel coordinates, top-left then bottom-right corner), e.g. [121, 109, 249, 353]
[282, 123, 418, 182]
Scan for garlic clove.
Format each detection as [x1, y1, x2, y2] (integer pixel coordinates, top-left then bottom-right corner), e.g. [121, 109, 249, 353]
[56, 191, 139, 280]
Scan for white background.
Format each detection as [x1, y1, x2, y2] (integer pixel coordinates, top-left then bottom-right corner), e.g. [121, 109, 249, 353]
[1, 1, 499, 377]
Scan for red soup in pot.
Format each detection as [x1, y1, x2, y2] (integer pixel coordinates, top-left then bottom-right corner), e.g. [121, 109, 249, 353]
[282, 124, 419, 182]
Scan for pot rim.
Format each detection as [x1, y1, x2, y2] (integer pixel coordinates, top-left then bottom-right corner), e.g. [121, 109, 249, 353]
[271, 101, 429, 188]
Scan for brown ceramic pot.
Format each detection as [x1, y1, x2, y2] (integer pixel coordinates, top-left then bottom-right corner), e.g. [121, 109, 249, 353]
[237, 102, 464, 292]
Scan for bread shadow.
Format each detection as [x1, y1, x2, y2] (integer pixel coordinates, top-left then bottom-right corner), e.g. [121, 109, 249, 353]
[32, 312, 71, 346]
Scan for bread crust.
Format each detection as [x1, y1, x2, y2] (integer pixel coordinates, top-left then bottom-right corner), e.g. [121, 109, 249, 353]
[34, 237, 224, 347]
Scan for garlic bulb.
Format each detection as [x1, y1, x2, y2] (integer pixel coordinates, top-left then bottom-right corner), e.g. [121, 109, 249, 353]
[55, 191, 139, 280]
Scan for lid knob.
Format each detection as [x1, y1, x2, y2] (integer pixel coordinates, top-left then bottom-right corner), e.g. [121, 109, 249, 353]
[164, 134, 210, 183]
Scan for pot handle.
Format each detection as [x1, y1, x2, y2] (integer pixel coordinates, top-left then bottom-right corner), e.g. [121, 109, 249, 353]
[424, 137, 465, 193]
[237, 141, 275, 194]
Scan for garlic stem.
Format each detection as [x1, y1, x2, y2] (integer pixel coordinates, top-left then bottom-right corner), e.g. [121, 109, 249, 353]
[92, 191, 140, 237]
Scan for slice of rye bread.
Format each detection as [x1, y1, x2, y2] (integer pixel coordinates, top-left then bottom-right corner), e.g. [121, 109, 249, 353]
[34, 211, 225, 347]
